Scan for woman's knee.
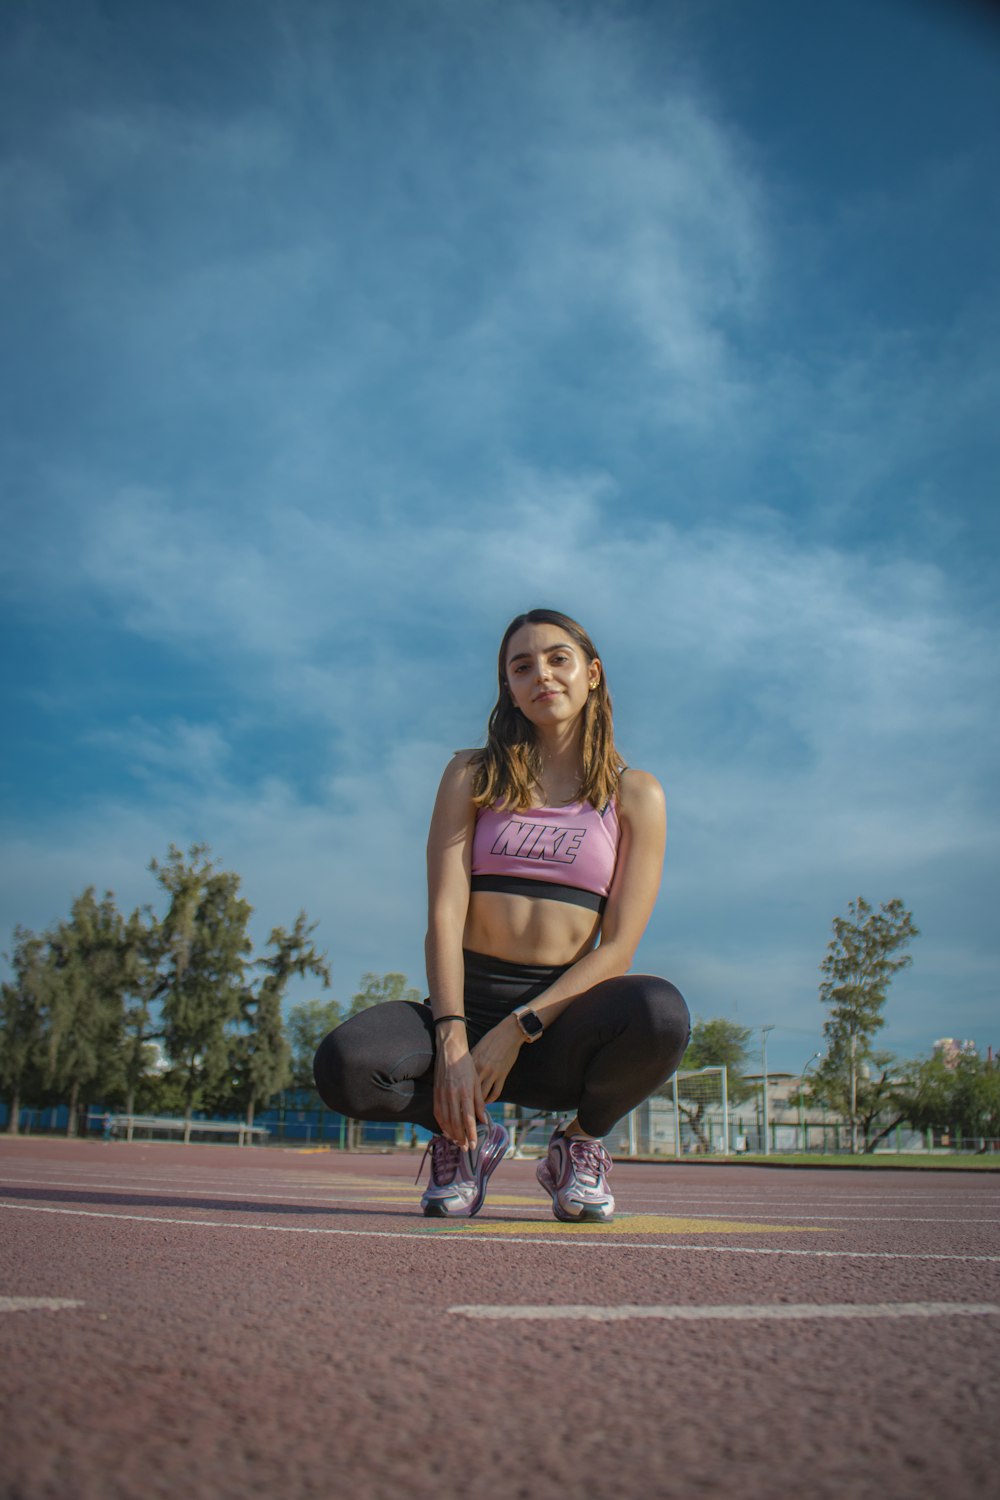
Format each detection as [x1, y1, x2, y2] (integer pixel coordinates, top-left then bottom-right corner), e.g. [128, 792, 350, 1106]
[312, 1003, 434, 1118]
[313, 1014, 383, 1116]
[312, 1025, 355, 1115]
[619, 975, 691, 1050]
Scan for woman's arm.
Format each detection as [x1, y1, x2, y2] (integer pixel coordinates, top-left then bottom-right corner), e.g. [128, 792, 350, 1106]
[425, 752, 486, 1148]
[472, 769, 667, 1102]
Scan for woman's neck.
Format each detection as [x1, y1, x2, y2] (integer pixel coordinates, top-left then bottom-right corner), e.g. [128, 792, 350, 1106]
[534, 725, 585, 805]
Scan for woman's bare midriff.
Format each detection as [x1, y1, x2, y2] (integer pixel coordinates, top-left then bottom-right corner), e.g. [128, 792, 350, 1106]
[464, 890, 602, 968]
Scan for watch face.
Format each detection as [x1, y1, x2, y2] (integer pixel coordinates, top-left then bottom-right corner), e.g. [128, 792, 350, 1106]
[518, 1008, 544, 1039]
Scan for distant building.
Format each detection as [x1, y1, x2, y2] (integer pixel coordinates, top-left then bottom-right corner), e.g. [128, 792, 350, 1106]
[933, 1038, 977, 1068]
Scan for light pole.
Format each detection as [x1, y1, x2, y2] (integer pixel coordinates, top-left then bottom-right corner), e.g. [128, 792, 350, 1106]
[760, 1025, 775, 1156]
[798, 1051, 823, 1152]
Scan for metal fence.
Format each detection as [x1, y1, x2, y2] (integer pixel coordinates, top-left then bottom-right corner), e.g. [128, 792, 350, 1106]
[2, 1091, 997, 1156]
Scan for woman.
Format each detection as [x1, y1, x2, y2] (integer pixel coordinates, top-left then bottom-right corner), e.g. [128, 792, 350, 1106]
[314, 608, 690, 1222]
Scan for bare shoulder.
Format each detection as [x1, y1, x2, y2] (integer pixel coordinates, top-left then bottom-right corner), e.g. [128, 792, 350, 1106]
[618, 767, 666, 824]
[444, 747, 479, 778]
[435, 749, 480, 799]
[428, 751, 481, 851]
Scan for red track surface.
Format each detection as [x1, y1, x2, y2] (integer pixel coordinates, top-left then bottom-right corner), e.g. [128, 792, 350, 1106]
[2, 1137, 998, 1500]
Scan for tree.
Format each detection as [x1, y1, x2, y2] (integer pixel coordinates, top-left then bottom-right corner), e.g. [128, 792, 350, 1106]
[347, 972, 420, 1017]
[235, 913, 331, 1130]
[0, 928, 49, 1134]
[44, 890, 134, 1136]
[668, 1018, 756, 1152]
[287, 997, 343, 1088]
[809, 1048, 914, 1153]
[945, 1055, 1000, 1143]
[895, 1051, 1000, 1146]
[152, 845, 253, 1141]
[119, 905, 163, 1119]
[814, 897, 919, 1152]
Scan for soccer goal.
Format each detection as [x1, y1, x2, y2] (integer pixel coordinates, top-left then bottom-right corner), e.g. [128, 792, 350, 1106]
[671, 1066, 730, 1157]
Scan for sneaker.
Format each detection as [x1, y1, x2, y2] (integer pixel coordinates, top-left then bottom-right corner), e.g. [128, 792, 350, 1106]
[536, 1130, 615, 1223]
[417, 1119, 509, 1218]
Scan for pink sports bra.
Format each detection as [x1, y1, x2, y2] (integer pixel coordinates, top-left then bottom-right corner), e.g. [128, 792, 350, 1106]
[471, 799, 621, 913]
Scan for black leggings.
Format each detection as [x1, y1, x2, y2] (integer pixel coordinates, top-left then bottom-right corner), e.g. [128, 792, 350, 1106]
[312, 950, 690, 1139]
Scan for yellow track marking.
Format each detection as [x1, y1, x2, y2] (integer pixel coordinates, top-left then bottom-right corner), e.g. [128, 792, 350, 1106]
[440, 1214, 821, 1236]
[365, 1192, 543, 1207]
[293, 1175, 414, 1188]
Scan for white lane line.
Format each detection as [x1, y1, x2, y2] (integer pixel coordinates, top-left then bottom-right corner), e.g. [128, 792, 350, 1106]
[450, 1301, 1000, 1323]
[0, 1176, 365, 1206]
[0, 1170, 337, 1191]
[3, 1201, 999, 1261]
[3, 1165, 996, 1199]
[3, 1170, 995, 1218]
[648, 1213, 1000, 1225]
[0, 1297, 84, 1313]
[0, 1169, 427, 1193]
[4, 1173, 996, 1210]
[3, 1179, 996, 1224]
[623, 1200, 1000, 1212]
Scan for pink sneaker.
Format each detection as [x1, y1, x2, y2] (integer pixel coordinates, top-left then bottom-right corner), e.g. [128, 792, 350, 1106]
[536, 1130, 615, 1223]
[417, 1120, 509, 1217]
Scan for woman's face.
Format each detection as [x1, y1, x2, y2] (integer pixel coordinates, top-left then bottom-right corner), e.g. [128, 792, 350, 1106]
[504, 621, 600, 730]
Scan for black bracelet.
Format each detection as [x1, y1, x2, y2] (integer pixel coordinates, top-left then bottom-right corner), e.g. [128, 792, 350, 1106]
[433, 1014, 468, 1027]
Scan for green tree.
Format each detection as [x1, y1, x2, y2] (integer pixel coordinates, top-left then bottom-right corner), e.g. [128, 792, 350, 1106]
[813, 897, 919, 1152]
[0, 928, 49, 1134]
[811, 1049, 915, 1153]
[235, 913, 331, 1130]
[44, 890, 133, 1135]
[131, 1060, 189, 1117]
[895, 1052, 1000, 1145]
[668, 1018, 756, 1152]
[789, 1049, 909, 1153]
[119, 905, 163, 1119]
[348, 972, 420, 1017]
[287, 997, 343, 1088]
[152, 844, 253, 1140]
[947, 1055, 1000, 1143]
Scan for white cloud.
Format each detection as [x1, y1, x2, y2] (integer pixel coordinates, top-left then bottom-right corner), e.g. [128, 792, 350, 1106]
[2, 0, 997, 1072]
[0, 737, 446, 1006]
[63, 472, 999, 824]
[6, 471, 997, 1066]
[84, 718, 232, 786]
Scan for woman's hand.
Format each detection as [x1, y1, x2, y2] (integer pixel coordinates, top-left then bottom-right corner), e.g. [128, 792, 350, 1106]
[471, 1016, 524, 1105]
[433, 1026, 487, 1150]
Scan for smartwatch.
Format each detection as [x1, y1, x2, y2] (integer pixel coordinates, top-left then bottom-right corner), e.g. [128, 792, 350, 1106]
[513, 1005, 544, 1043]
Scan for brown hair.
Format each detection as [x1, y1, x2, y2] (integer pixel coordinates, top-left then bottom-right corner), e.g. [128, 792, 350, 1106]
[471, 608, 624, 811]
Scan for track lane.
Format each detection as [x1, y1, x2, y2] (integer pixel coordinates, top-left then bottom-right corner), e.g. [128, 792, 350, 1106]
[2, 1138, 997, 1500]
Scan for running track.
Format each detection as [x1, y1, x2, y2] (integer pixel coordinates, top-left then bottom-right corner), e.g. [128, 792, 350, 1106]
[1, 1138, 998, 1500]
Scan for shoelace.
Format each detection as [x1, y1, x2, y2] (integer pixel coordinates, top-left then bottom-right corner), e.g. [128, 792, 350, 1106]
[566, 1136, 612, 1186]
[415, 1133, 464, 1186]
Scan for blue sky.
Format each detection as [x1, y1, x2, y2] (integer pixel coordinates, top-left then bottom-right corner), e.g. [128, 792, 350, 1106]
[2, 0, 998, 1074]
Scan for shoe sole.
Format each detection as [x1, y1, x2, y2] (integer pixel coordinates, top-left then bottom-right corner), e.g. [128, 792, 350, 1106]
[551, 1200, 615, 1224]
